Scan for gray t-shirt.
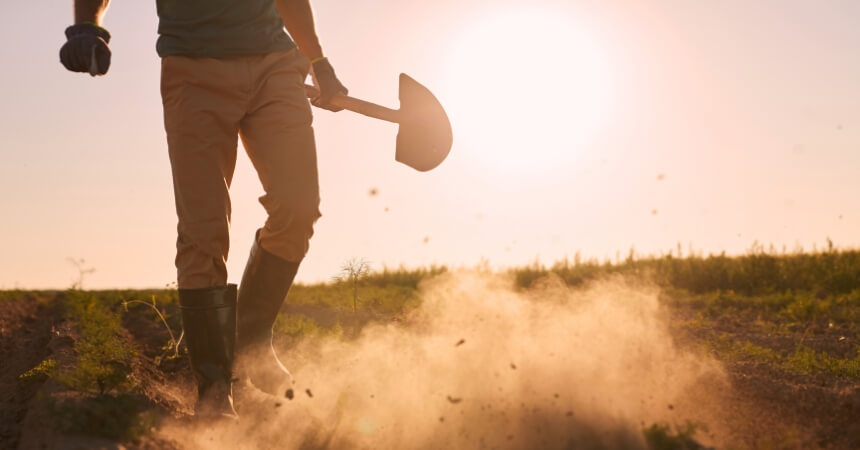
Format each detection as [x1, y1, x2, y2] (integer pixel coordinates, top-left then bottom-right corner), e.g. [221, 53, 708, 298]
[156, 0, 296, 58]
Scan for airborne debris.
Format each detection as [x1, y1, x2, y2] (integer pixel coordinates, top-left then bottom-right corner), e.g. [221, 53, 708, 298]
[368, 187, 379, 197]
[657, 173, 665, 181]
[455, 339, 465, 347]
[305, 388, 313, 398]
[510, 363, 517, 370]
[285, 389, 294, 400]
[274, 402, 281, 408]
[651, 209, 659, 216]
[566, 411, 574, 417]
[423, 236, 430, 244]
[668, 404, 674, 410]
[447, 396, 462, 404]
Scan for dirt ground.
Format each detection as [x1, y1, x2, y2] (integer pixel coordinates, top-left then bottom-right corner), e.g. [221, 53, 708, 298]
[667, 305, 860, 449]
[0, 295, 56, 449]
[1, 292, 858, 450]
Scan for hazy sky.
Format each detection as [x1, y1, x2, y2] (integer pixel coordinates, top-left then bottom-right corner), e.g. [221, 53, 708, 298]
[1, 0, 858, 289]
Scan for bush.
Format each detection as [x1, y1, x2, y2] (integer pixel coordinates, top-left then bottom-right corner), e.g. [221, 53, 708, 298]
[58, 290, 136, 394]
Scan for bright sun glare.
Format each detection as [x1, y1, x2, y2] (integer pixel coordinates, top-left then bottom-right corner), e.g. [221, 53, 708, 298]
[444, 7, 614, 173]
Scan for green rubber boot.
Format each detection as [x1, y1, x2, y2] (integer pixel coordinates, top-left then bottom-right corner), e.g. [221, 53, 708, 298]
[179, 284, 239, 420]
[236, 234, 300, 396]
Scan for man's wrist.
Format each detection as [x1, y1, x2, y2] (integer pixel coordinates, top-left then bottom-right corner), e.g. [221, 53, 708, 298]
[76, 21, 110, 35]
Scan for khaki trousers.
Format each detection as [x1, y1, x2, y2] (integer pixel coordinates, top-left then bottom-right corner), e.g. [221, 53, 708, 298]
[161, 48, 321, 289]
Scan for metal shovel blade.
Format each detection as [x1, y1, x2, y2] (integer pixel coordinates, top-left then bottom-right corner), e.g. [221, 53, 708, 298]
[395, 74, 453, 172]
[305, 73, 452, 172]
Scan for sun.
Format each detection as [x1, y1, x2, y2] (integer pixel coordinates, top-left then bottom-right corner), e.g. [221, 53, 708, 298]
[443, 7, 615, 173]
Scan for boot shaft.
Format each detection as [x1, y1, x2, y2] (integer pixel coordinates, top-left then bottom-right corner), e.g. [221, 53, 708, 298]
[179, 284, 237, 395]
[237, 235, 300, 349]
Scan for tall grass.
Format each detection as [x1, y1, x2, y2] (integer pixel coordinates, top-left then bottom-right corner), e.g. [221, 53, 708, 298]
[513, 243, 860, 295]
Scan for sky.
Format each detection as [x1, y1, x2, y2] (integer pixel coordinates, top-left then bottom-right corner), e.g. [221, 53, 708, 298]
[1, 0, 858, 289]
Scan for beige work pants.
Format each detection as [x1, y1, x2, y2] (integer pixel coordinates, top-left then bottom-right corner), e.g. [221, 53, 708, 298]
[161, 48, 320, 289]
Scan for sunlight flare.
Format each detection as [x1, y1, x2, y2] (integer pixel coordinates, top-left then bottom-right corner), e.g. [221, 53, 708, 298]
[443, 7, 615, 173]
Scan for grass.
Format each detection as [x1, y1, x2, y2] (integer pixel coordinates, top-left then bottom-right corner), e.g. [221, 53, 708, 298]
[705, 335, 860, 379]
[784, 345, 860, 378]
[274, 314, 344, 341]
[0, 289, 59, 303]
[16, 289, 165, 442]
[5, 245, 858, 445]
[512, 243, 860, 296]
[56, 289, 137, 394]
[666, 289, 860, 328]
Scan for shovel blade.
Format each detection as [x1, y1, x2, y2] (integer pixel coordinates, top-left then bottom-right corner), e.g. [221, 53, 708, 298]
[395, 74, 453, 172]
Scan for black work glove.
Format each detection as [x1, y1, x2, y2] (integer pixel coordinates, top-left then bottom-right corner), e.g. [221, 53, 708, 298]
[60, 23, 112, 76]
[311, 57, 348, 112]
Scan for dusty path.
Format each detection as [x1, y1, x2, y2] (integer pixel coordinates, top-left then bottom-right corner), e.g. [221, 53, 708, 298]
[2, 290, 859, 449]
[0, 294, 58, 449]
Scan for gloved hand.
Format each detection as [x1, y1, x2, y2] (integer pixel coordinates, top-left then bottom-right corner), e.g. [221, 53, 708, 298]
[310, 57, 348, 112]
[60, 23, 111, 76]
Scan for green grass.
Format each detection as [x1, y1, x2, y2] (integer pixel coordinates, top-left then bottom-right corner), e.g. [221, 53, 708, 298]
[55, 290, 137, 394]
[708, 335, 781, 364]
[512, 244, 860, 296]
[18, 289, 157, 443]
[274, 314, 344, 340]
[667, 289, 860, 328]
[287, 267, 440, 315]
[784, 346, 860, 378]
[706, 336, 860, 379]
[4, 246, 858, 445]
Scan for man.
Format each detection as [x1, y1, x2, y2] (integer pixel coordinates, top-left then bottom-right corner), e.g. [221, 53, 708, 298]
[60, 0, 347, 419]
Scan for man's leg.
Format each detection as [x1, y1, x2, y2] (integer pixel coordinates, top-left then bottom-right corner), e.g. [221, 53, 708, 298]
[235, 48, 320, 395]
[161, 55, 247, 418]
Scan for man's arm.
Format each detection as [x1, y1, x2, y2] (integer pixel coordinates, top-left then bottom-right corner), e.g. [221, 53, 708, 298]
[74, 0, 111, 25]
[275, 0, 347, 111]
[61, 0, 112, 75]
[275, 0, 323, 60]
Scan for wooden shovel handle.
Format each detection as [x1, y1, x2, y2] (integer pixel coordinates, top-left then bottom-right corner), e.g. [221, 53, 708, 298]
[304, 84, 400, 124]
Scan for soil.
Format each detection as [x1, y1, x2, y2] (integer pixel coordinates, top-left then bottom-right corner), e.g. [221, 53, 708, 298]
[1, 293, 858, 449]
[0, 294, 58, 449]
[668, 305, 860, 449]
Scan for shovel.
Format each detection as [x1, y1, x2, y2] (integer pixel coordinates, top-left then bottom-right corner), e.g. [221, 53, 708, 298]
[305, 74, 452, 172]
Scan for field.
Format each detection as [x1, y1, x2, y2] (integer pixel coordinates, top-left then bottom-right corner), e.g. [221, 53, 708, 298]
[1, 248, 858, 449]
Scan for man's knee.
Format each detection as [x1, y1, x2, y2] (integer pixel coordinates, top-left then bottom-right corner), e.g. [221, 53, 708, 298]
[258, 200, 321, 262]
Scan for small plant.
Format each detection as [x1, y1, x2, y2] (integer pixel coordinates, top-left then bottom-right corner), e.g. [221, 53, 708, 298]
[67, 257, 96, 290]
[19, 359, 58, 381]
[60, 290, 135, 395]
[122, 295, 184, 365]
[333, 258, 371, 313]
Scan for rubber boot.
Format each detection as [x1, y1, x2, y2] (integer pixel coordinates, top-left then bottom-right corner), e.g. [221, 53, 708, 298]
[178, 284, 239, 420]
[236, 233, 300, 396]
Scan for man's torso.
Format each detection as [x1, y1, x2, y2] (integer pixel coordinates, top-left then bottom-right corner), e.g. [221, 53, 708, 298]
[156, 0, 295, 58]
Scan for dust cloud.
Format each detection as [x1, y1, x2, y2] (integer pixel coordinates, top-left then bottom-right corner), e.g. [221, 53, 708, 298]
[160, 271, 726, 449]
